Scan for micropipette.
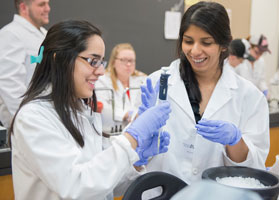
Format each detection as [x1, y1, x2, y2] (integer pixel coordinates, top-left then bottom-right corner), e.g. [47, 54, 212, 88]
[158, 67, 170, 152]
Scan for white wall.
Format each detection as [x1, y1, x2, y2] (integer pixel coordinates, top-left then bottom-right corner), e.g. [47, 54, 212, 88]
[250, 0, 279, 83]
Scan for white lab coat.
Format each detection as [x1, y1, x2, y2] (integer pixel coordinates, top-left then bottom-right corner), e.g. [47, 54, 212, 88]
[269, 71, 279, 109]
[95, 73, 146, 133]
[223, 58, 246, 75]
[223, 58, 236, 72]
[11, 98, 142, 200]
[235, 58, 268, 92]
[0, 14, 47, 128]
[145, 59, 269, 185]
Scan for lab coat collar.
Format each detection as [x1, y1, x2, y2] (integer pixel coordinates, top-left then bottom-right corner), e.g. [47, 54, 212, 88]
[202, 65, 238, 119]
[167, 59, 196, 123]
[167, 59, 239, 122]
[13, 14, 47, 36]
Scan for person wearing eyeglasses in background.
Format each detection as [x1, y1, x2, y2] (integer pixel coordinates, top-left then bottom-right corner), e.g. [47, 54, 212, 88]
[235, 34, 271, 98]
[0, 0, 50, 129]
[9, 20, 171, 200]
[95, 43, 147, 137]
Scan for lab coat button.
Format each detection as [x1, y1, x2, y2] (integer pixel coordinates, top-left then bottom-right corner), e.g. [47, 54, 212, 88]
[192, 168, 198, 175]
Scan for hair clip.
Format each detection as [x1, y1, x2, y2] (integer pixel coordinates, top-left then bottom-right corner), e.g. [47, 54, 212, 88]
[30, 46, 44, 64]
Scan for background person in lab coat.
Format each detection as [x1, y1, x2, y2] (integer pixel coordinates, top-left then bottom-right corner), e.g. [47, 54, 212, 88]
[95, 43, 146, 135]
[139, 1, 269, 194]
[0, 0, 50, 128]
[8, 20, 171, 200]
[236, 34, 271, 98]
[224, 38, 254, 72]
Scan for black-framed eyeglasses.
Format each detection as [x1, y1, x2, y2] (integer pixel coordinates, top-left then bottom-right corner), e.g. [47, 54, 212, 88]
[78, 56, 107, 68]
[115, 57, 136, 64]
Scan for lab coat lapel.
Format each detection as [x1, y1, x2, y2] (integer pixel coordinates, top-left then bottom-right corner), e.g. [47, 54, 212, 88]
[168, 66, 196, 123]
[203, 67, 238, 119]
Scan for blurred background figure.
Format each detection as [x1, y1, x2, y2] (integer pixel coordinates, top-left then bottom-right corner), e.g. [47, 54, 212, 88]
[0, 0, 50, 128]
[224, 38, 253, 72]
[269, 69, 279, 110]
[95, 43, 146, 136]
[235, 34, 271, 98]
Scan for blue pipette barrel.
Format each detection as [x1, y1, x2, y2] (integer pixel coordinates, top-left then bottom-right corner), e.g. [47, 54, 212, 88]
[158, 67, 170, 153]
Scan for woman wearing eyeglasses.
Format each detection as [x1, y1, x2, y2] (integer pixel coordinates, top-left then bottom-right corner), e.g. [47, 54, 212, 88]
[95, 43, 147, 136]
[9, 20, 171, 200]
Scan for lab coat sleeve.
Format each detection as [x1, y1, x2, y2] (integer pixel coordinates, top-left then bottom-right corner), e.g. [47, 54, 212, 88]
[235, 61, 253, 83]
[13, 104, 140, 199]
[0, 30, 27, 116]
[112, 136, 147, 197]
[223, 91, 269, 169]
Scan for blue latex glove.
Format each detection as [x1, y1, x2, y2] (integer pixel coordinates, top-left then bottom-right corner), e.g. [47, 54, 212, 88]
[195, 119, 241, 146]
[263, 90, 268, 97]
[126, 102, 171, 159]
[138, 78, 160, 115]
[134, 131, 170, 166]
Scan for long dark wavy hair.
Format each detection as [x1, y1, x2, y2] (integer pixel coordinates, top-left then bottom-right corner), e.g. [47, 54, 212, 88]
[177, 1, 232, 104]
[9, 20, 102, 147]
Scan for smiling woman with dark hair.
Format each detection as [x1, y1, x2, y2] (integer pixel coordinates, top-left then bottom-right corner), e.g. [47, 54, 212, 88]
[138, 1, 269, 198]
[8, 20, 171, 200]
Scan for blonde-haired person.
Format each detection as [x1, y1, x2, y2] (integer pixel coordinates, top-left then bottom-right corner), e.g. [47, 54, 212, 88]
[95, 43, 146, 135]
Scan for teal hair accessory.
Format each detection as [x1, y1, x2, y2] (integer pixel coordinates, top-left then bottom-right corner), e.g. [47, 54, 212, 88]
[30, 46, 44, 64]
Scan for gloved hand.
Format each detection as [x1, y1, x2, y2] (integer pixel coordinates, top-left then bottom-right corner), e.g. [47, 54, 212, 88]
[138, 78, 160, 115]
[126, 101, 171, 157]
[134, 131, 170, 166]
[195, 119, 241, 146]
[263, 90, 268, 97]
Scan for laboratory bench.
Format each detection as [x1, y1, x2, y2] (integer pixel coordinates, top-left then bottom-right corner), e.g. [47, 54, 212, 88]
[266, 111, 279, 167]
[0, 147, 13, 199]
[0, 111, 278, 199]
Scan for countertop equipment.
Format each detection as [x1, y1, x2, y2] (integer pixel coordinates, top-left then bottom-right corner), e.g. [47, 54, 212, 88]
[202, 166, 279, 200]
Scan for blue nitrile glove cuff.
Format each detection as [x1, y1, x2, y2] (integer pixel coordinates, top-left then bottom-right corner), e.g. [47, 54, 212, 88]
[263, 90, 268, 97]
[133, 131, 170, 166]
[126, 102, 171, 148]
[127, 129, 143, 147]
[134, 147, 148, 166]
[126, 103, 171, 166]
[228, 126, 242, 146]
